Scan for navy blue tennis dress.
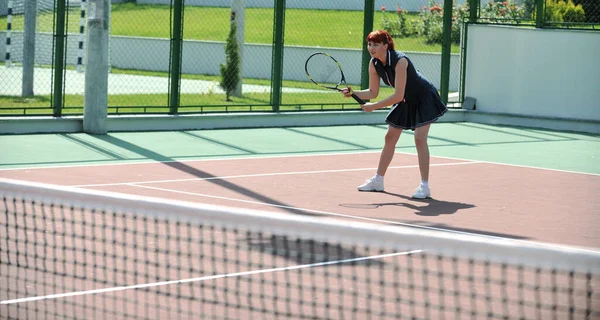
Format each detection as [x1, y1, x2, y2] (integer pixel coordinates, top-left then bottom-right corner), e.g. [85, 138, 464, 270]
[372, 50, 447, 130]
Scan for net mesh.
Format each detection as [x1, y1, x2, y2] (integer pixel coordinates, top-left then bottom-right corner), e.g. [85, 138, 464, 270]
[1, 178, 599, 319]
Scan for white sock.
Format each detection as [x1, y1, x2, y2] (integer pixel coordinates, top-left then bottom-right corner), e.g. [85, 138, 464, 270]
[375, 174, 384, 181]
[421, 180, 429, 187]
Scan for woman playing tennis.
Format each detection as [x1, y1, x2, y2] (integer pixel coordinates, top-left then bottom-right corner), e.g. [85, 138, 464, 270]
[343, 30, 447, 199]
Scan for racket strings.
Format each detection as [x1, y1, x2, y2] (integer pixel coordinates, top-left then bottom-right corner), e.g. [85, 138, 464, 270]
[307, 56, 343, 86]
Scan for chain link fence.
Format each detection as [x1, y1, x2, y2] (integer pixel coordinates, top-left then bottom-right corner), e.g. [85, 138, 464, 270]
[543, 0, 599, 27]
[378, 0, 467, 106]
[178, 4, 275, 113]
[472, 0, 599, 27]
[278, 7, 365, 111]
[0, 0, 81, 115]
[106, 1, 171, 114]
[0, 0, 597, 116]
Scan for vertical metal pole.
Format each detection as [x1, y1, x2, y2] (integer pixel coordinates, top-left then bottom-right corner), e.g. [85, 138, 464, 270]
[108, 0, 111, 72]
[169, 0, 183, 114]
[535, 0, 545, 28]
[460, 23, 469, 103]
[5, 0, 12, 68]
[440, 0, 454, 105]
[469, 0, 478, 23]
[77, 0, 87, 73]
[361, 0, 374, 91]
[461, 0, 478, 103]
[270, 0, 285, 112]
[53, 0, 67, 117]
[22, 0, 37, 97]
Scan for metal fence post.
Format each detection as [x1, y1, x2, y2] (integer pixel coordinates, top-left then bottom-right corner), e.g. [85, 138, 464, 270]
[270, 0, 285, 112]
[461, 0, 479, 104]
[535, 0, 545, 28]
[169, 0, 184, 114]
[469, 0, 478, 23]
[361, 0, 374, 92]
[440, 0, 454, 104]
[53, 0, 67, 117]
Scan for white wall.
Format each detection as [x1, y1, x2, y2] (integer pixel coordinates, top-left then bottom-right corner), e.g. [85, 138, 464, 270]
[0, 1, 6, 16]
[5, 0, 81, 15]
[465, 25, 600, 121]
[1, 32, 85, 67]
[112, 37, 459, 90]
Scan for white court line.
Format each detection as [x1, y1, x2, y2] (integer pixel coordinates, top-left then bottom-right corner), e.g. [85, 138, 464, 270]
[397, 151, 600, 177]
[0, 250, 423, 305]
[0, 151, 403, 171]
[130, 184, 600, 255]
[0, 149, 598, 177]
[71, 161, 479, 188]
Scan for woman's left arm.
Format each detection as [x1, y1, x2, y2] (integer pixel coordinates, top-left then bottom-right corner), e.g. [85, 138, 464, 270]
[361, 58, 408, 112]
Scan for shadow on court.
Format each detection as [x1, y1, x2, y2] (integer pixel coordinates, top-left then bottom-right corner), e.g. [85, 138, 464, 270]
[339, 191, 475, 217]
[86, 134, 323, 217]
[242, 233, 389, 266]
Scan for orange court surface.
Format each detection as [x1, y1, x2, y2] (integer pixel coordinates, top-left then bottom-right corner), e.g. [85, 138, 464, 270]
[2, 150, 598, 250]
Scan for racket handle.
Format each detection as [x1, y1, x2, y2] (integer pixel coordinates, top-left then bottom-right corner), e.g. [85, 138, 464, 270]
[351, 94, 366, 105]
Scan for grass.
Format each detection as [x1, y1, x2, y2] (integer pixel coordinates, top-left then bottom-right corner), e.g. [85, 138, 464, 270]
[114, 4, 459, 52]
[0, 69, 396, 115]
[0, 4, 459, 53]
[0, 92, 378, 115]
[0, 61, 397, 114]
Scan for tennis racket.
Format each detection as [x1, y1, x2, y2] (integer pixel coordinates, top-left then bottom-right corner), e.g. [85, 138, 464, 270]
[304, 52, 366, 104]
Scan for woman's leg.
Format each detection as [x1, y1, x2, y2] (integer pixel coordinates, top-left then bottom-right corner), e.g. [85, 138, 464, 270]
[358, 125, 402, 191]
[413, 124, 431, 182]
[377, 125, 403, 176]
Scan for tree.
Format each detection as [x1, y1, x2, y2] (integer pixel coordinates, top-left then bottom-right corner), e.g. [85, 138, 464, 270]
[219, 21, 240, 101]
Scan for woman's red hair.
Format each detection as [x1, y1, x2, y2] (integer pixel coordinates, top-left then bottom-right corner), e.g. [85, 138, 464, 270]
[366, 30, 395, 51]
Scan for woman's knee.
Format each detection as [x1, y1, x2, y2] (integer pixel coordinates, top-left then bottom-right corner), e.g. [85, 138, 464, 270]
[385, 128, 402, 145]
[414, 125, 430, 148]
[414, 133, 428, 148]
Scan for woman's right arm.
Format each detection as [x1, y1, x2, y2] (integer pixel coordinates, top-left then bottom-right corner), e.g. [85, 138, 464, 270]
[344, 61, 380, 101]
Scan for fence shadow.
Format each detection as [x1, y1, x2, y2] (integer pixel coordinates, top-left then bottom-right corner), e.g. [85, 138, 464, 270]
[242, 233, 393, 267]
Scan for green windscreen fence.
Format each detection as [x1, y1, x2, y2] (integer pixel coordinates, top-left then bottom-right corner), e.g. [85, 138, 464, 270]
[0, 0, 597, 116]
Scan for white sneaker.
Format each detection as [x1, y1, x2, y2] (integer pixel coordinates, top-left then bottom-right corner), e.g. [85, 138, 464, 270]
[412, 185, 431, 199]
[357, 176, 384, 192]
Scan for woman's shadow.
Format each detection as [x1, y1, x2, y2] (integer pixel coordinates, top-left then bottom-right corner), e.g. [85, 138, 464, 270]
[340, 191, 475, 216]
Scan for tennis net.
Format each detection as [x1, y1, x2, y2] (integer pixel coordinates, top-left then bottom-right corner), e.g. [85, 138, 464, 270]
[1, 178, 599, 320]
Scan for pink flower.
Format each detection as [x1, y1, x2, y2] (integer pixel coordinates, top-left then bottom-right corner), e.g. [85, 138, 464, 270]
[381, 6, 386, 11]
[397, 8, 402, 13]
[430, 5, 442, 13]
